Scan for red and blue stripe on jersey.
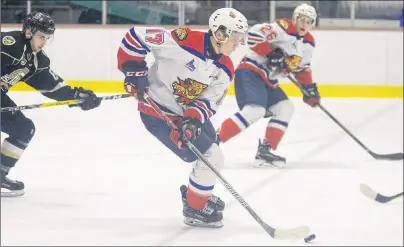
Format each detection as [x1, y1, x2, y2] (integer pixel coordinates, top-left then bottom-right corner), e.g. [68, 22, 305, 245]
[117, 27, 151, 71]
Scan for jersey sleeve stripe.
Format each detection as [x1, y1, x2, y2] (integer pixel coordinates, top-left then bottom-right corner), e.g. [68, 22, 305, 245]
[196, 98, 216, 115]
[120, 38, 148, 56]
[129, 28, 151, 52]
[125, 32, 142, 49]
[184, 107, 206, 123]
[248, 32, 265, 39]
[248, 36, 264, 42]
[193, 100, 215, 118]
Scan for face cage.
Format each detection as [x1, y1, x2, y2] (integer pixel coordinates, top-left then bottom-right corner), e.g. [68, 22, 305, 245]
[212, 27, 247, 45]
[294, 14, 316, 27]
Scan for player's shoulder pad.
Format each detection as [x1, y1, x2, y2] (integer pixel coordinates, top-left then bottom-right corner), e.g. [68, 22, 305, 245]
[275, 18, 296, 35]
[171, 27, 205, 53]
[217, 55, 235, 81]
[302, 31, 315, 48]
[1, 31, 24, 48]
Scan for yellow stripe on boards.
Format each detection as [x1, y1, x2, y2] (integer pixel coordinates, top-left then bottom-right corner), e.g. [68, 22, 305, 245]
[9, 81, 403, 98]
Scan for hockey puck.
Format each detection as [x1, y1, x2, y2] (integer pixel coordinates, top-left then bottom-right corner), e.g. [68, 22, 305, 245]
[304, 234, 316, 243]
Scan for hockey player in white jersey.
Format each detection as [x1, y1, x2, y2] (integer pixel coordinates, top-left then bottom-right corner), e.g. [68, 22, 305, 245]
[117, 8, 248, 228]
[217, 3, 320, 168]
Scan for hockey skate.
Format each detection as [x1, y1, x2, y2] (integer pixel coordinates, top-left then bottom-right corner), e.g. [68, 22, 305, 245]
[180, 185, 225, 211]
[1, 168, 25, 197]
[180, 185, 224, 228]
[254, 139, 286, 168]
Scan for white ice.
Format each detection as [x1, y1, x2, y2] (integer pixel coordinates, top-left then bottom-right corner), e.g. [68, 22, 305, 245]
[1, 92, 403, 246]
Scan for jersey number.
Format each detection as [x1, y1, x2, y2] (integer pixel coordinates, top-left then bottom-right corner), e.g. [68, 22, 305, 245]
[260, 25, 277, 41]
[145, 28, 164, 45]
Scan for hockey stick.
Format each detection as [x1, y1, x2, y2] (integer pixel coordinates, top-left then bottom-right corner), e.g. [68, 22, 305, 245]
[0, 93, 131, 112]
[287, 75, 403, 161]
[143, 93, 310, 241]
[360, 184, 403, 203]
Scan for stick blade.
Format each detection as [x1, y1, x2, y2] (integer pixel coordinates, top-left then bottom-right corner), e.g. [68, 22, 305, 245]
[273, 226, 311, 241]
[360, 184, 403, 203]
[372, 152, 403, 161]
[360, 183, 378, 200]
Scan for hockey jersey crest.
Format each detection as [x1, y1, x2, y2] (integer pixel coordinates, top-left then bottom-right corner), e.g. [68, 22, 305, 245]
[172, 77, 208, 105]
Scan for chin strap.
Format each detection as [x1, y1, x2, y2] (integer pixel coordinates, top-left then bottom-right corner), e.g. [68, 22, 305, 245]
[206, 31, 223, 60]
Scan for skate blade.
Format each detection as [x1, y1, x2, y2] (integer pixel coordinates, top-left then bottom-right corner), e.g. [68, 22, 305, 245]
[184, 217, 224, 228]
[1, 189, 25, 197]
[253, 159, 286, 168]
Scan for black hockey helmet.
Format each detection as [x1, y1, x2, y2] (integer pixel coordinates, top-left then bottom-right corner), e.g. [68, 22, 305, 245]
[23, 11, 55, 35]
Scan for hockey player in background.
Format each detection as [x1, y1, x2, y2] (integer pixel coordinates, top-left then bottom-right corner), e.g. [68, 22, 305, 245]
[117, 8, 248, 228]
[217, 3, 320, 168]
[1, 12, 102, 197]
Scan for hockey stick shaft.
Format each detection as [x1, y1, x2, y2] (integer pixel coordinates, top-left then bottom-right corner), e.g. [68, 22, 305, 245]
[287, 75, 403, 161]
[1, 93, 132, 112]
[143, 93, 310, 240]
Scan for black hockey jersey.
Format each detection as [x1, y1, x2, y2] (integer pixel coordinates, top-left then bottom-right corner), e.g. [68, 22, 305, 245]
[1, 30, 76, 100]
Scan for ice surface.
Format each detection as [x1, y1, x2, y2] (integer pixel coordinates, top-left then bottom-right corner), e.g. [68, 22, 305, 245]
[1, 92, 403, 246]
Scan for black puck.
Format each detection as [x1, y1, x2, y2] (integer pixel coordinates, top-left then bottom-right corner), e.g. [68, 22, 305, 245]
[304, 234, 316, 243]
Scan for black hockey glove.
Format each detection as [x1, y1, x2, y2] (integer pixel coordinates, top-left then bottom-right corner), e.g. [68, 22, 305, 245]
[266, 48, 286, 71]
[170, 118, 202, 149]
[301, 83, 320, 107]
[123, 61, 149, 102]
[72, 87, 101, 111]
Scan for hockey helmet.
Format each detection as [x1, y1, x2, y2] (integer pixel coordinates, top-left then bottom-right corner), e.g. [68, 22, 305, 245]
[292, 3, 317, 27]
[209, 8, 248, 45]
[23, 11, 56, 35]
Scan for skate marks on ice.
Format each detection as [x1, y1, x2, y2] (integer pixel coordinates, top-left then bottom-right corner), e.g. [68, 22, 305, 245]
[225, 99, 402, 170]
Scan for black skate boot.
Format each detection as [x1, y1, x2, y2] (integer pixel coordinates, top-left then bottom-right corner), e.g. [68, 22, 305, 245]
[254, 139, 286, 168]
[182, 199, 224, 228]
[180, 185, 225, 211]
[1, 167, 25, 197]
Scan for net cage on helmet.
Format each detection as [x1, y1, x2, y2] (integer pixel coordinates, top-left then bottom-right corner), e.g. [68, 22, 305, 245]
[23, 12, 55, 35]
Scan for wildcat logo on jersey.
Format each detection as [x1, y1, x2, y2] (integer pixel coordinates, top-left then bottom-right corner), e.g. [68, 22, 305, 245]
[172, 77, 207, 105]
[278, 19, 289, 30]
[284, 55, 302, 72]
[173, 28, 188, 41]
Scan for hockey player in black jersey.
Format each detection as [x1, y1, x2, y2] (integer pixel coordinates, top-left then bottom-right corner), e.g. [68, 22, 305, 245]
[1, 12, 102, 197]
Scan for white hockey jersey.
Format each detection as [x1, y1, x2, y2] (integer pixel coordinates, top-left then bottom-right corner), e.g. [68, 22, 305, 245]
[117, 27, 234, 124]
[237, 19, 316, 88]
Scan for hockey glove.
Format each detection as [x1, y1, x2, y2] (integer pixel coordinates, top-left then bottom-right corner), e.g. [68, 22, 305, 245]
[170, 118, 202, 149]
[301, 83, 320, 107]
[266, 48, 286, 72]
[72, 87, 102, 111]
[123, 61, 149, 102]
